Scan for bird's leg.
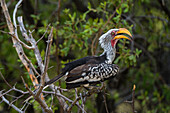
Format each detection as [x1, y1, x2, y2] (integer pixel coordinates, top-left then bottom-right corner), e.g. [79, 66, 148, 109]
[95, 82, 105, 93]
[83, 85, 100, 96]
[83, 86, 90, 91]
[100, 82, 105, 90]
[83, 82, 105, 94]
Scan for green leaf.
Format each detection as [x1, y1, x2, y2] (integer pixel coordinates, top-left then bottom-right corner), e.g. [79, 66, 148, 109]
[129, 55, 134, 60]
[87, 2, 91, 9]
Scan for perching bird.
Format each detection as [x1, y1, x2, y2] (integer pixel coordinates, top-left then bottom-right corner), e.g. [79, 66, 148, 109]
[46, 28, 132, 89]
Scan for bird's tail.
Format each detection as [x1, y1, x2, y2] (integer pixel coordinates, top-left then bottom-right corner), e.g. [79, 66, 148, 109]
[45, 73, 64, 85]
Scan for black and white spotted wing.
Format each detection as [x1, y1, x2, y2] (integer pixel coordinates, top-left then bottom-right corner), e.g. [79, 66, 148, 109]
[66, 63, 119, 89]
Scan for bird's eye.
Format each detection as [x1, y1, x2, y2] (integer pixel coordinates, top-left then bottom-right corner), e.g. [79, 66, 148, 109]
[111, 31, 116, 36]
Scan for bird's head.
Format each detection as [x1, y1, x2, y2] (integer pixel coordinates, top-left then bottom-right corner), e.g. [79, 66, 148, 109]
[99, 28, 132, 49]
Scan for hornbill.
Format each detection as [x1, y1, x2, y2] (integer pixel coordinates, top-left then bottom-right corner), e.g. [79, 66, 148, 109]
[46, 28, 132, 89]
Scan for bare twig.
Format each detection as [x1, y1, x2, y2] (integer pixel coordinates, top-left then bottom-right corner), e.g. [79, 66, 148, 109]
[42, 90, 86, 112]
[67, 96, 82, 113]
[21, 76, 34, 96]
[42, 91, 73, 103]
[36, 24, 51, 44]
[13, 0, 22, 31]
[103, 88, 109, 113]
[123, 84, 136, 113]
[17, 16, 31, 42]
[13, 35, 35, 49]
[0, 86, 29, 99]
[43, 27, 53, 80]
[57, 0, 61, 22]
[134, 42, 157, 73]
[12, 87, 29, 94]
[21, 76, 53, 113]
[22, 53, 40, 77]
[80, 93, 85, 113]
[132, 84, 136, 113]
[23, 102, 31, 112]
[0, 71, 12, 88]
[36, 27, 53, 97]
[34, 0, 38, 14]
[66, 86, 107, 113]
[5, 94, 17, 98]
[134, 15, 168, 23]
[10, 94, 24, 106]
[0, 90, 24, 113]
[13, 0, 34, 49]
[0, 30, 13, 36]
[50, 94, 54, 108]
[75, 88, 78, 98]
[1, 0, 14, 33]
[0, 89, 13, 98]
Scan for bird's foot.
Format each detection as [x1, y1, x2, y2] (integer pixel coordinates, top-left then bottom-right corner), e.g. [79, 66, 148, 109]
[84, 83, 105, 96]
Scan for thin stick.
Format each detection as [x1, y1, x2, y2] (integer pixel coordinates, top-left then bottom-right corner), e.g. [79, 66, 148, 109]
[13, 0, 22, 30]
[0, 71, 12, 88]
[50, 94, 53, 108]
[132, 84, 136, 113]
[10, 94, 24, 105]
[36, 24, 51, 44]
[0, 89, 13, 98]
[21, 76, 34, 96]
[103, 89, 109, 113]
[80, 93, 85, 113]
[36, 27, 53, 97]
[0, 91, 24, 113]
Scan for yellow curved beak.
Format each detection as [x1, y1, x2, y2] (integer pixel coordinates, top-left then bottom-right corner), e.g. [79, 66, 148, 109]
[114, 28, 132, 40]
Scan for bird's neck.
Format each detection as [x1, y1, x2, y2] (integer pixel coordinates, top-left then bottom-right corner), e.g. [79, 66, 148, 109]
[100, 43, 116, 64]
[99, 34, 118, 64]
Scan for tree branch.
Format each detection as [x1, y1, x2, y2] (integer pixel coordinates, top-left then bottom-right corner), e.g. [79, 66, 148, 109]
[0, 91, 24, 113]
[36, 27, 53, 97]
[0, 71, 12, 88]
[21, 76, 53, 113]
[36, 24, 51, 44]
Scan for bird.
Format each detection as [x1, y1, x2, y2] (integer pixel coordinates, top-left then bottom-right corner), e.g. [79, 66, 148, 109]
[45, 28, 132, 89]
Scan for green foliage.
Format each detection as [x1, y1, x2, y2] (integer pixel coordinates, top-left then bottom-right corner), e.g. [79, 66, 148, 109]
[114, 40, 142, 67]
[30, 14, 41, 25]
[31, 100, 42, 112]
